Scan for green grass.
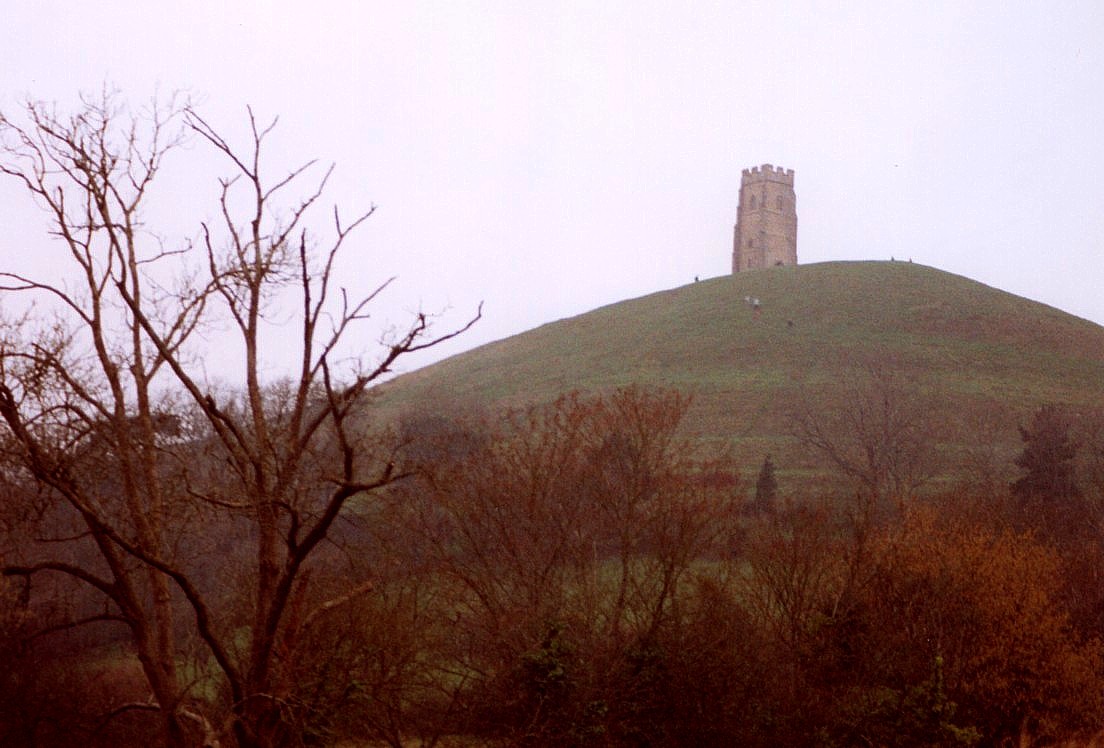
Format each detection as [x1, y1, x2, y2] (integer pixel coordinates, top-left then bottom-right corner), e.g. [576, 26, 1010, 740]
[377, 261, 1104, 486]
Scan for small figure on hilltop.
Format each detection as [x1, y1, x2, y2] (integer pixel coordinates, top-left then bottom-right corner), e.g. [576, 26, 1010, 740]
[742, 295, 762, 317]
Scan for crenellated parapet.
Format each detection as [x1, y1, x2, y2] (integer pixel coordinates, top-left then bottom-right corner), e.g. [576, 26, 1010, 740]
[732, 163, 798, 273]
[741, 163, 795, 186]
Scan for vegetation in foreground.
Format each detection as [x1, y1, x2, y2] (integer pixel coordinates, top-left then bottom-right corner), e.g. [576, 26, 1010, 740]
[5, 384, 1104, 747]
[3, 91, 1104, 748]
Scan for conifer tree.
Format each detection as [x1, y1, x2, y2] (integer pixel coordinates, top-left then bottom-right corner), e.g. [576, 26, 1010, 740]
[1011, 405, 1080, 503]
[754, 455, 778, 514]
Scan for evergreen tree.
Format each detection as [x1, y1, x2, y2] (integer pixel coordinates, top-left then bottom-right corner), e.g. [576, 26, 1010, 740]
[1011, 404, 1080, 503]
[1010, 405, 1086, 545]
[754, 454, 778, 514]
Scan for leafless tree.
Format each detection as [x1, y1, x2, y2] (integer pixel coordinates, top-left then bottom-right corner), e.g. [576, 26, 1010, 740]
[389, 388, 742, 743]
[0, 90, 477, 748]
[790, 362, 940, 518]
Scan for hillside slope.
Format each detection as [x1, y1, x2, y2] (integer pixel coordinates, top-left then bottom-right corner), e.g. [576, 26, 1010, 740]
[379, 261, 1104, 483]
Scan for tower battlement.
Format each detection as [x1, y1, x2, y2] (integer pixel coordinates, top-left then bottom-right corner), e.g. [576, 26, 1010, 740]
[741, 163, 795, 185]
[732, 164, 797, 273]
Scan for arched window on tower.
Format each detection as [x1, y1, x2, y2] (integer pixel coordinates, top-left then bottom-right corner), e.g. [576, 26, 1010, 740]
[776, 195, 784, 210]
[749, 195, 757, 209]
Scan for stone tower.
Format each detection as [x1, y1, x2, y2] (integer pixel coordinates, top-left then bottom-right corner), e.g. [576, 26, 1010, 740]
[732, 164, 797, 273]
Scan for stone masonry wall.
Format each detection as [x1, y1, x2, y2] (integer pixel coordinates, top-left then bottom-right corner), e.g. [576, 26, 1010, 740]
[732, 164, 798, 273]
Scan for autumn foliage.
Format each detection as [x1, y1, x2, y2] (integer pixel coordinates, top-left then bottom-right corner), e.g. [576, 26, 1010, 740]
[1, 93, 1103, 748]
[3, 382, 1104, 746]
[285, 392, 1104, 747]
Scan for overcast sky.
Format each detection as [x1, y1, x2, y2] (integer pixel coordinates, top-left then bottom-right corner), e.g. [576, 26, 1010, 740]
[2, 1, 1102, 376]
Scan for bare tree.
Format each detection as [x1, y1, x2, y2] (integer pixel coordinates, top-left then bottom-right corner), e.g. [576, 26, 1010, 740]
[0, 90, 477, 747]
[390, 388, 742, 744]
[790, 363, 940, 517]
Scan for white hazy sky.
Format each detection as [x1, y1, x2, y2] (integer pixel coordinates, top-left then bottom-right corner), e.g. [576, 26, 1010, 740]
[1, 2, 1102, 376]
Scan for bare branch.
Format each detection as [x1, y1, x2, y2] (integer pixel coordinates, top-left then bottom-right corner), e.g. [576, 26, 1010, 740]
[1, 93, 481, 747]
[2, 561, 116, 599]
[26, 612, 130, 640]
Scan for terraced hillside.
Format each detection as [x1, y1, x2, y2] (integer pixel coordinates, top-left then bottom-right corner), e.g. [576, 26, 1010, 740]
[378, 261, 1104, 487]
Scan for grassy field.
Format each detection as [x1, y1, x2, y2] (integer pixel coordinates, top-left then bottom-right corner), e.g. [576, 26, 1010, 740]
[377, 261, 1104, 487]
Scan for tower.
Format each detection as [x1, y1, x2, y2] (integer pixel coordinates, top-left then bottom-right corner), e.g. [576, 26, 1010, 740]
[732, 164, 797, 273]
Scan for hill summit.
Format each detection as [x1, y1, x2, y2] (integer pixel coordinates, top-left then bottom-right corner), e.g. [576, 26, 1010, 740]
[381, 261, 1104, 481]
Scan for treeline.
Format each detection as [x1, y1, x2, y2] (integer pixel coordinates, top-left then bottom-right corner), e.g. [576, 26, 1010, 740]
[309, 390, 1104, 747]
[8, 387, 1103, 747]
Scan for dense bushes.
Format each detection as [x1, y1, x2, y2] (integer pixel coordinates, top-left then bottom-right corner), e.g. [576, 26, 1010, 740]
[280, 391, 1104, 747]
[817, 508, 1101, 745]
[4, 390, 1104, 746]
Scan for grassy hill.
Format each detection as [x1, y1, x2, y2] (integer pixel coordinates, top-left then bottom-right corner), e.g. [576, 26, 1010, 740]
[378, 261, 1104, 487]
